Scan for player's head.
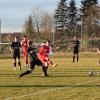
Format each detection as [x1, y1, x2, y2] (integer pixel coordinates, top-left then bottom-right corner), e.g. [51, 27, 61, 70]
[74, 36, 77, 41]
[14, 36, 18, 42]
[23, 35, 27, 41]
[45, 40, 51, 46]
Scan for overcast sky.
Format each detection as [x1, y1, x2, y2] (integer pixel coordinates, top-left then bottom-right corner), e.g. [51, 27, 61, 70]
[0, 0, 100, 33]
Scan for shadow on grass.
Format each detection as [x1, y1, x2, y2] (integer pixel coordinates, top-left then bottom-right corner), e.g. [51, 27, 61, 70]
[0, 73, 98, 77]
[0, 73, 98, 78]
[0, 84, 100, 88]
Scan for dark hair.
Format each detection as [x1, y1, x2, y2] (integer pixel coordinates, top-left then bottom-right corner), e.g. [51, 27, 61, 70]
[48, 40, 51, 43]
[46, 40, 51, 44]
[15, 36, 18, 39]
[23, 35, 27, 37]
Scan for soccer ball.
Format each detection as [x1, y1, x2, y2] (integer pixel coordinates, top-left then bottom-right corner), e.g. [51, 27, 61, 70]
[88, 71, 94, 76]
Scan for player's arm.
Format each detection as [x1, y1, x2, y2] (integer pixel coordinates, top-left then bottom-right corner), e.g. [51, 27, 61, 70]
[10, 43, 13, 52]
[21, 40, 23, 46]
[20, 41, 24, 53]
[10, 47, 13, 52]
[27, 40, 29, 47]
[27, 47, 31, 56]
[19, 43, 23, 53]
[71, 41, 75, 49]
[78, 41, 80, 50]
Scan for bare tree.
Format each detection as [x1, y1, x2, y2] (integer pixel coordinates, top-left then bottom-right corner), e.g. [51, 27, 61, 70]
[41, 12, 54, 40]
[32, 7, 54, 40]
[32, 7, 43, 39]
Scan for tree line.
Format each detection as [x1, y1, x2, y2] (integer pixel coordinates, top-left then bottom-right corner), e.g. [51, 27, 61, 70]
[22, 0, 100, 42]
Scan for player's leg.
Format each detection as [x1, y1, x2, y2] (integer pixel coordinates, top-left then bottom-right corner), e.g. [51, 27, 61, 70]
[19, 62, 35, 77]
[17, 59, 21, 70]
[73, 48, 76, 62]
[13, 53, 17, 70]
[77, 53, 79, 62]
[48, 58, 57, 68]
[41, 64, 48, 77]
[73, 53, 75, 62]
[43, 50, 57, 68]
[42, 60, 49, 76]
[23, 52, 29, 67]
[37, 54, 49, 76]
[17, 53, 21, 70]
[19, 69, 32, 77]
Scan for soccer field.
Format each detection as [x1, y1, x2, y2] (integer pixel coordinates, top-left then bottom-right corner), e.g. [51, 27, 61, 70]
[0, 52, 100, 100]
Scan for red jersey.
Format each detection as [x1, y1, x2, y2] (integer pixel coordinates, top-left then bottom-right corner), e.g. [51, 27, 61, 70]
[21, 40, 29, 52]
[45, 45, 50, 55]
[38, 45, 51, 64]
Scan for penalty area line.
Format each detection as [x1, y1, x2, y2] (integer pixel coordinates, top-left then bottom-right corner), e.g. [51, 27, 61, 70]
[4, 78, 100, 100]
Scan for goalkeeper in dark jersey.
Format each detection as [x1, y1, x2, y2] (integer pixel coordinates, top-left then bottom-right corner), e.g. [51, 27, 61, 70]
[10, 36, 21, 70]
[19, 41, 48, 77]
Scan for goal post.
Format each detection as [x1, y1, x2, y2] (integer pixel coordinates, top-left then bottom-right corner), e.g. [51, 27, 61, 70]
[0, 42, 12, 58]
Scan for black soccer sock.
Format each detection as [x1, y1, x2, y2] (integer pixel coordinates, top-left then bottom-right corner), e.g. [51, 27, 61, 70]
[14, 63, 16, 67]
[99, 59, 100, 66]
[73, 56, 75, 62]
[18, 61, 21, 70]
[77, 55, 79, 62]
[99, 59, 100, 63]
[19, 70, 32, 77]
[18, 61, 21, 66]
[42, 66, 48, 76]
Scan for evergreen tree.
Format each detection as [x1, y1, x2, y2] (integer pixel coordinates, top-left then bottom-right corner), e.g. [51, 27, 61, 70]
[54, 0, 68, 40]
[80, 0, 98, 37]
[68, 0, 78, 37]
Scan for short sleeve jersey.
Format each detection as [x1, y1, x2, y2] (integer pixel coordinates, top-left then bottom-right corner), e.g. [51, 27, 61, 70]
[27, 47, 38, 61]
[21, 40, 29, 52]
[11, 42, 21, 53]
[73, 40, 80, 49]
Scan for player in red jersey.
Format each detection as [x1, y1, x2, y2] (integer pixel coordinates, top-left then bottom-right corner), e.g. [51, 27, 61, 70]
[38, 40, 57, 68]
[45, 40, 57, 67]
[21, 35, 29, 67]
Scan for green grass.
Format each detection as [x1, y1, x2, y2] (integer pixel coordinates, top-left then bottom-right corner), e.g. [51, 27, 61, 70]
[0, 52, 100, 100]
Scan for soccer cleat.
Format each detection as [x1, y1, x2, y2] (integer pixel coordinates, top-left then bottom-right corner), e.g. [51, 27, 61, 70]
[41, 73, 49, 77]
[52, 64, 57, 68]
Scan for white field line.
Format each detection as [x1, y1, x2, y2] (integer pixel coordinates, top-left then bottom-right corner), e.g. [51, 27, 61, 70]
[4, 78, 100, 100]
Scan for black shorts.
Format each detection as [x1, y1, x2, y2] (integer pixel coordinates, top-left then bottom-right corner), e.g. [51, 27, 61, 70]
[30, 59, 42, 69]
[73, 50, 79, 54]
[13, 52, 20, 59]
[73, 48, 79, 54]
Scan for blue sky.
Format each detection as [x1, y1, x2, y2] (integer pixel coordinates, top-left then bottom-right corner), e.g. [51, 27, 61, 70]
[0, 0, 99, 33]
